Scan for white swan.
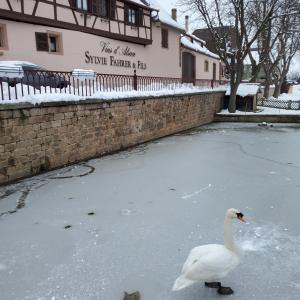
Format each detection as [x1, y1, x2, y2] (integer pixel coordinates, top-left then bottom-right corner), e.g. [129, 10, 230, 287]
[172, 208, 245, 295]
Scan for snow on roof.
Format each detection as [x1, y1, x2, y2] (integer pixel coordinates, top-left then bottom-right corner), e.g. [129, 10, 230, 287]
[127, 0, 153, 9]
[226, 83, 261, 97]
[181, 36, 219, 59]
[185, 33, 206, 45]
[147, 0, 185, 32]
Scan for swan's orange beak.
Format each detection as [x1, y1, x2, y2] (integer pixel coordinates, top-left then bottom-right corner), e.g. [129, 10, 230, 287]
[238, 216, 246, 222]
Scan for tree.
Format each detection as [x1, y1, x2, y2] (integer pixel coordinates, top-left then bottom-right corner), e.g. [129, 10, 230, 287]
[248, 0, 299, 98]
[272, 0, 300, 97]
[179, 0, 278, 112]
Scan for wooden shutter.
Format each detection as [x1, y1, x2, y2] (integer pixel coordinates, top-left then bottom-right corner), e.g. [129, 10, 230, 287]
[124, 5, 128, 24]
[161, 28, 168, 48]
[110, 0, 116, 19]
[138, 8, 143, 26]
[69, 0, 76, 8]
[35, 32, 49, 51]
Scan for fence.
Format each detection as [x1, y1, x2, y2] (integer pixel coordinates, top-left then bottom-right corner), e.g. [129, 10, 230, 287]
[0, 69, 228, 101]
[257, 98, 300, 110]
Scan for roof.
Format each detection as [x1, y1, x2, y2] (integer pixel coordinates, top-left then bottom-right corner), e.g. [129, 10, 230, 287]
[226, 83, 261, 97]
[126, 0, 156, 10]
[147, 0, 185, 32]
[185, 33, 206, 45]
[181, 36, 220, 59]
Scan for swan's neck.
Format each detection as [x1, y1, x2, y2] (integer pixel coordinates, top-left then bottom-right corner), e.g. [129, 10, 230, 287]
[224, 217, 239, 254]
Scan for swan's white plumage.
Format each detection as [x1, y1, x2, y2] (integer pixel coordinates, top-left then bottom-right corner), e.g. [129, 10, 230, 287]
[172, 208, 243, 291]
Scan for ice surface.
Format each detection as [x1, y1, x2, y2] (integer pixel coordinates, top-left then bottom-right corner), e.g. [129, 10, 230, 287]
[1, 123, 300, 299]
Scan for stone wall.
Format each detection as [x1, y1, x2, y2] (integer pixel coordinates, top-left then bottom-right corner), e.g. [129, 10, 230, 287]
[0, 92, 224, 185]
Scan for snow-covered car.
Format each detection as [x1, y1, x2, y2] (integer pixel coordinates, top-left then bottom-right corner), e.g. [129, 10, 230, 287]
[0, 61, 69, 89]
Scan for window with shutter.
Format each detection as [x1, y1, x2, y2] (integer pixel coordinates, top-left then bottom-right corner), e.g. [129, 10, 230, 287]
[35, 32, 49, 52]
[161, 28, 168, 48]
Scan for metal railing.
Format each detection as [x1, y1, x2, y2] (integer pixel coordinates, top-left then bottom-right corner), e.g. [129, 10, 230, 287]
[0, 69, 228, 101]
[257, 98, 300, 110]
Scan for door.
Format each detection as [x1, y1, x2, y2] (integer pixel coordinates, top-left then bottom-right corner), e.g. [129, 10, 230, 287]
[182, 52, 195, 84]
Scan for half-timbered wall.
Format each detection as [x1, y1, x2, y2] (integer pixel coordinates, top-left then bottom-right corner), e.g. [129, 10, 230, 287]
[0, 0, 152, 45]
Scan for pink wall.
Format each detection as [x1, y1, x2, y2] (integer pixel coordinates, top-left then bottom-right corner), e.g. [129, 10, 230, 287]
[0, 19, 182, 77]
[0, 19, 221, 80]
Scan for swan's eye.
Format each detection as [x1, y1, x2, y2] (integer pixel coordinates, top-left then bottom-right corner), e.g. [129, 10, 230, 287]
[236, 212, 244, 218]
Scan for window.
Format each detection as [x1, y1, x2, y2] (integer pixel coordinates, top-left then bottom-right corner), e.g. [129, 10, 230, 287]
[126, 6, 143, 26]
[204, 60, 209, 72]
[35, 32, 63, 54]
[161, 28, 168, 48]
[76, 0, 88, 11]
[0, 24, 8, 50]
[127, 7, 138, 25]
[49, 36, 58, 52]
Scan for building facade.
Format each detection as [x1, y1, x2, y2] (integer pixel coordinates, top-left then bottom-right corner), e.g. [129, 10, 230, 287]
[0, 0, 224, 81]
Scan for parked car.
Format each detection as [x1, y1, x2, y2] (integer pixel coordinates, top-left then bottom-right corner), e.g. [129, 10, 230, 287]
[0, 61, 69, 89]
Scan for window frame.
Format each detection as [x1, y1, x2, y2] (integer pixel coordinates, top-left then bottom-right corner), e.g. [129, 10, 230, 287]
[47, 31, 63, 55]
[0, 23, 8, 50]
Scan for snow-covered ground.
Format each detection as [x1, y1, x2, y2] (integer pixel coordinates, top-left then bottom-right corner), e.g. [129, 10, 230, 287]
[1, 122, 300, 300]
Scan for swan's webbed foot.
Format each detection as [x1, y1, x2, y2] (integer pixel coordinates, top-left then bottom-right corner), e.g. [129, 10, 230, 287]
[217, 286, 234, 295]
[205, 282, 221, 288]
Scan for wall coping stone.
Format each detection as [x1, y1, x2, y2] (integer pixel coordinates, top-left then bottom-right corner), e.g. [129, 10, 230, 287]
[0, 91, 225, 111]
[215, 114, 300, 123]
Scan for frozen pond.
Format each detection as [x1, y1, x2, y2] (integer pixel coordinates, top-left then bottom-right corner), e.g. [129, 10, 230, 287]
[1, 122, 300, 300]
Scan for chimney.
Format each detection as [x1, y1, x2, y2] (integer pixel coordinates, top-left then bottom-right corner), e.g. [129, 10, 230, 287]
[171, 8, 177, 21]
[185, 15, 189, 32]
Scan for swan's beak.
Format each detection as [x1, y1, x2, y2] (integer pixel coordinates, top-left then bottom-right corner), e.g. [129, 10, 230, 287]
[238, 216, 246, 222]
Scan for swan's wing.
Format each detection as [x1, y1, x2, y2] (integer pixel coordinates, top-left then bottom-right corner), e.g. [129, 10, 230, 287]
[184, 246, 239, 281]
[181, 244, 222, 274]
